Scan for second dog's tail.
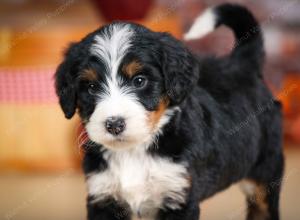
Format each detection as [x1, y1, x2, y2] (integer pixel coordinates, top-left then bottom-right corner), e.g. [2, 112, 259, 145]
[184, 4, 264, 75]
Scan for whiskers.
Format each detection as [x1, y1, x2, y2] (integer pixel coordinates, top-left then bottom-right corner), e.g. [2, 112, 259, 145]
[151, 133, 160, 150]
[77, 126, 98, 153]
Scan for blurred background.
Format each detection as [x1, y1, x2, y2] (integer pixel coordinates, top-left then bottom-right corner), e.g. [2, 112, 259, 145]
[0, 0, 299, 219]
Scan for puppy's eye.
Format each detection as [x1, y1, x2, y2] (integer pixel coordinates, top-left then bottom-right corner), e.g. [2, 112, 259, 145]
[88, 83, 97, 94]
[89, 83, 95, 89]
[132, 76, 147, 89]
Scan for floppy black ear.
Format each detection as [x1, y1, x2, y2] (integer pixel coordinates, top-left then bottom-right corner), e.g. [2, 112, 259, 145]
[160, 33, 199, 105]
[55, 44, 79, 119]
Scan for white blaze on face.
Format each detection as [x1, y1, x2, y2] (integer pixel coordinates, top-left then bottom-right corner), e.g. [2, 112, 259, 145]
[90, 24, 134, 78]
[86, 24, 152, 149]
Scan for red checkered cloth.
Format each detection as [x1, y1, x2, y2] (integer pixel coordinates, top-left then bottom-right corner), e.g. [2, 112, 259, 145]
[0, 67, 58, 103]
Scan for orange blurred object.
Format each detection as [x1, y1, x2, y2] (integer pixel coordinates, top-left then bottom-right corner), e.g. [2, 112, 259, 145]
[277, 73, 300, 144]
[277, 74, 300, 118]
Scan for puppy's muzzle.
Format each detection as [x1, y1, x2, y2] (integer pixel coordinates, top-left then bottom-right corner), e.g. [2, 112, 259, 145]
[105, 116, 126, 136]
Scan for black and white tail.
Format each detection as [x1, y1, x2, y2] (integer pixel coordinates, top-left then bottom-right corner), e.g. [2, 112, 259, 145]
[184, 4, 264, 74]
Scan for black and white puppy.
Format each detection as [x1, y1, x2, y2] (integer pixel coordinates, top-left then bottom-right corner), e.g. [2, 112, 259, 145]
[55, 4, 284, 220]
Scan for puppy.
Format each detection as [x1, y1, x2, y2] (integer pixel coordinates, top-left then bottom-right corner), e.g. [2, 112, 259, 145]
[55, 4, 284, 220]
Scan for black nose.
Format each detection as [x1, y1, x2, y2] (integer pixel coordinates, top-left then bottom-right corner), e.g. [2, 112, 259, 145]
[105, 117, 126, 135]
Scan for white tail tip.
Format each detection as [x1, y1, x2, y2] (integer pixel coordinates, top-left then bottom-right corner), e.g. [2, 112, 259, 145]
[184, 8, 217, 41]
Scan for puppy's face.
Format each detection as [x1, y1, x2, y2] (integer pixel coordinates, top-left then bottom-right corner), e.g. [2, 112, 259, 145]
[55, 23, 198, 150]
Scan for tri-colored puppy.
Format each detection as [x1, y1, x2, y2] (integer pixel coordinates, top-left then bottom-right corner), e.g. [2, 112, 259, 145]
[55, 4, 284, 220]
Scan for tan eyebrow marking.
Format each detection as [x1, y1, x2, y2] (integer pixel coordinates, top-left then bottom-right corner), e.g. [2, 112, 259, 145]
[79, 69, 98, 81]
[122, 60, 142, 77]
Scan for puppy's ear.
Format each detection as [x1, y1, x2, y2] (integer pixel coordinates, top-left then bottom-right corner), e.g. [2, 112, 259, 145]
[55, 44, 79, 119]
[160, 33, 199, 105]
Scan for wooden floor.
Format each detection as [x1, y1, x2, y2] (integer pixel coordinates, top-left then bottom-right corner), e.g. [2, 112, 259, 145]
[0, 148, 299, 220]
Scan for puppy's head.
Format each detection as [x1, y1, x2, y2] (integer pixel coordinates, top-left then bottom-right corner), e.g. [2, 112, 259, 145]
[55, 22, 198, 150]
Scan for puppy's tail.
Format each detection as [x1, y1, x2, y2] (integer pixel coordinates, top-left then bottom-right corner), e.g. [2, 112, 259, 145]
[184, 4, 264, 75]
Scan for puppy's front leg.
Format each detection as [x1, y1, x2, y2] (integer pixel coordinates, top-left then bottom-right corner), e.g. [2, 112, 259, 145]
[157, 203, 200, 220]
[87, 196, 130, 220]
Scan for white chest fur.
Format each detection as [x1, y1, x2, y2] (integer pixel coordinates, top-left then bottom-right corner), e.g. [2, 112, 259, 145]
[87, 148, 189, 218]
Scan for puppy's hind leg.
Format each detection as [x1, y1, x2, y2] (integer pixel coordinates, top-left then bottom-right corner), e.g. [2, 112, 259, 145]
[240, 100, 284, 220]
[240, 153, 284, 220]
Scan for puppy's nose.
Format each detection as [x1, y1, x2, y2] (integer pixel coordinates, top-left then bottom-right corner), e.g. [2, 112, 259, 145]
[105, 117, 126, 135]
